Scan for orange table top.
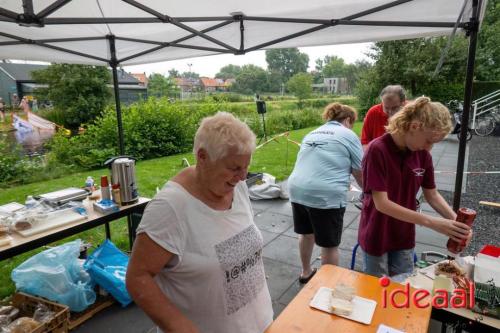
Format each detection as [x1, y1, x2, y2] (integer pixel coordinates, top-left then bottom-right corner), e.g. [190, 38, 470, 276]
[266, 265, 431, 333]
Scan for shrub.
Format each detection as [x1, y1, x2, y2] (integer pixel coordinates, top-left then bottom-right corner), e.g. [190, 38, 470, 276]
[48, 98, 219, 168]
[46, 96, 359, 169]
[0, 140, 47, 186]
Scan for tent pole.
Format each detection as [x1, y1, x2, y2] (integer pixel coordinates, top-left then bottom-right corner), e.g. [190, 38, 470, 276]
[107, 34, 125, 155]
[452, 0, 482, 211]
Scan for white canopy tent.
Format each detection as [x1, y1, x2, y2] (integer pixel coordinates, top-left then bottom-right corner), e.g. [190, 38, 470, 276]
[0, 0, 487, 209]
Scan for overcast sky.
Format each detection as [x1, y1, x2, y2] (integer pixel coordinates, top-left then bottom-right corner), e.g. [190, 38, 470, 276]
[123, 42, 373, 78]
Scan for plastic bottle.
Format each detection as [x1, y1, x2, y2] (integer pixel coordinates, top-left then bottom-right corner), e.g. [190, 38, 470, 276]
[100, 175, 111, 201]
[85, 176, 95, 191]
[25, 195, 37, 209]
[111, 184, 121, 206]
[446, 207, 476, 255]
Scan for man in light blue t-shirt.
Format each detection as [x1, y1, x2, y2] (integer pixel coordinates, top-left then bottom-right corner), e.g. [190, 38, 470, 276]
[288, 103, 363, 283]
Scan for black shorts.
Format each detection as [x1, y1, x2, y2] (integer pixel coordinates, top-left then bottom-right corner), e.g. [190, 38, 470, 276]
[292, 202, 345, 248]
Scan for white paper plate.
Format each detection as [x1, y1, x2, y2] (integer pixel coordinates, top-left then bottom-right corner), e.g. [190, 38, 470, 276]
[309, 286, 377, 325]
[418, 260, 451, 280]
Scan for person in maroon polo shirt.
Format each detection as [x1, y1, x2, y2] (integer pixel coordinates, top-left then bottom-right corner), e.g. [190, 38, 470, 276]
[361, 85, 406, 152]
[359, 97, 472, 277]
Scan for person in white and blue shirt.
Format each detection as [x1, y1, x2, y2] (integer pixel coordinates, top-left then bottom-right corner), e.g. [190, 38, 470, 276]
[288, 103, 363, 283]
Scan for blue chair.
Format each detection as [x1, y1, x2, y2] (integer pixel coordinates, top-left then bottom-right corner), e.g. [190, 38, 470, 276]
[350, 243, 417, 270]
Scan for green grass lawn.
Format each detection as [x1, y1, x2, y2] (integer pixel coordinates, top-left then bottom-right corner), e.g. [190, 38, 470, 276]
[0, 121, 362, 298]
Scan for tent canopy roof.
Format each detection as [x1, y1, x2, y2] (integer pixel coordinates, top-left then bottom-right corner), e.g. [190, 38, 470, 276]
[0, 0, 486, 66]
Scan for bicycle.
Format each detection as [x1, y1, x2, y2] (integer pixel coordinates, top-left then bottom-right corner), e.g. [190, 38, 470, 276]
[474, 106, 500, 137]
[447, 100, 472, 141]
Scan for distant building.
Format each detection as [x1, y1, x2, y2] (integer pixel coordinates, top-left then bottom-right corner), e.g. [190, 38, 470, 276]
[312, 77, 349, 94]
[174, 77, 201, 92]
[0, 63, 147, 106]
[200, 77, 228, 92]
[130, 72, 149, 87]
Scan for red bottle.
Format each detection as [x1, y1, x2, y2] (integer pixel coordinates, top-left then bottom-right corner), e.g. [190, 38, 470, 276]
[100, 175, 111, 201]
[446, 208, 476, 254]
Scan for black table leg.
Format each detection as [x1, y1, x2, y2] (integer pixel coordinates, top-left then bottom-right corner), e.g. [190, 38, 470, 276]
[105, 222, 111, 239]
[127, 215, 133, 250]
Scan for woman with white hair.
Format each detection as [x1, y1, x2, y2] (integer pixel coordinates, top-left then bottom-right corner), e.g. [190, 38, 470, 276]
[127, 112, 273, 333]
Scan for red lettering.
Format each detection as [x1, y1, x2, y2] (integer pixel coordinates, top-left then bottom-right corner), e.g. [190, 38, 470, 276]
[432, 289, 449, 308]
[391, 283, 410, 308]
[450, 289, 467, 308]
[412, 289, 430, 308]
[382, 288, 387, 308]
[468, 281, 475, 309]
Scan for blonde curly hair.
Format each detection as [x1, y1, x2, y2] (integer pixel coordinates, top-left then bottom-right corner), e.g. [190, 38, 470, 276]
[385, 96, 452, 135]
[322, 102, 357, 123]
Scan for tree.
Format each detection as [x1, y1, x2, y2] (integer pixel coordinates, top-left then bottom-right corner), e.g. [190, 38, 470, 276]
[233, 65, 268, 94]
[148, 73, 179, 98]
[167, 69, 180, 78]
[475, 0, 500, 81]
[215, 64, 242, 79]
[344, 60, 372, 94]
[355, 0, 499, 114]
[287, 73, 312, 107]
[322, 55, 347, 78]
[32, 64, 110, 130]
[265, 48, 309, 83]
[181, 71, 199, 79]
[355, 37, 468, 112]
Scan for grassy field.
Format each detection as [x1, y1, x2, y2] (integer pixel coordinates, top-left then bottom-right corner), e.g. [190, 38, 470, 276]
[0, 122, 362, 298]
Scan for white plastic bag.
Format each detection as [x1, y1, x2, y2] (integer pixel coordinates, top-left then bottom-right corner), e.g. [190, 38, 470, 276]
[248, 173, 289, 200]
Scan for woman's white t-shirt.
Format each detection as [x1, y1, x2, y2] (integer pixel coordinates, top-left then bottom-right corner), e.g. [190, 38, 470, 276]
[136, 180, 273, 333]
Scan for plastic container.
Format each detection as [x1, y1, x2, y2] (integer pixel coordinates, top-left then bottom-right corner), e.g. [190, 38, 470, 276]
[25, 195, 38, 209]
[100, 176, 111, 201]
[12, 292, 69, 333]
[85, 176, 95, 191]
[111, 184, 121, 206]
[446, 207, 476, 255]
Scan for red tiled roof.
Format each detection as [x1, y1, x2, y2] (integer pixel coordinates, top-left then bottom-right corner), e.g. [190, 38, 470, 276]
[200, 77, 225, 87]
[131, 73, 148, 86]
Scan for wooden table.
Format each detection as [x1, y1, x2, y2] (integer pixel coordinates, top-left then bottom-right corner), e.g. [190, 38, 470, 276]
[0, 196, 150, 261]
[266, 265, 431, 333]
[407, 270, 500, 332]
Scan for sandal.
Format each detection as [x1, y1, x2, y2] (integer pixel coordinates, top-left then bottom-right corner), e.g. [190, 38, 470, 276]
[298, 268, 317, 284]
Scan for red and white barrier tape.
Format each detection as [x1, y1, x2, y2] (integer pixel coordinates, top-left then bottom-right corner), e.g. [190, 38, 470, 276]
[434, 171, 500, 175]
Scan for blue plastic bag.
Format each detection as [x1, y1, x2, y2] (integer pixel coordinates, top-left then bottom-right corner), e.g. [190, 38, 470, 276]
[11, 239, 96, 312]
[84, 239, 132, 306]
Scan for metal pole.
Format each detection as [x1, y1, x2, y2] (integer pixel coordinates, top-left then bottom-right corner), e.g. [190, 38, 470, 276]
[107, 34, 125, 155]
[453, 0, 481, 211]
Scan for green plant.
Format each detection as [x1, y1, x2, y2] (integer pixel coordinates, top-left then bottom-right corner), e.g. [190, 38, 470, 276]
[287, 73, 313, 107]
[0, 140, 48, 186]
[31, 64, 111, 130]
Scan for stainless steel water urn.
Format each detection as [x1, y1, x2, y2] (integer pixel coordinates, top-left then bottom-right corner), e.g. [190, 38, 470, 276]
[105, 156, 138, 205]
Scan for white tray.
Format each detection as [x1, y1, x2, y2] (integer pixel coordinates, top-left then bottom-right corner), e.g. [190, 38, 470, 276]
[0, 236, 13, 248]
[310, 286, 377, 325]
[14, 209, 87, 237]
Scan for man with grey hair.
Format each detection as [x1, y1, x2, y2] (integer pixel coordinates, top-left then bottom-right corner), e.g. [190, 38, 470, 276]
[361, 85, 406, 151]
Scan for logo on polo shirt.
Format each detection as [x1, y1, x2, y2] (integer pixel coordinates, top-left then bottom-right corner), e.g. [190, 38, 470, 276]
[412, 168, 425, 177]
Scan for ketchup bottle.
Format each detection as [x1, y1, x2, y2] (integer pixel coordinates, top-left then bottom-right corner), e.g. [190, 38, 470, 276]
[446, 207, 476, 254]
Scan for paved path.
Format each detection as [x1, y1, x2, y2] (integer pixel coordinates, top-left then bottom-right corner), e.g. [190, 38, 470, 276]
[74, 136, 468, 333]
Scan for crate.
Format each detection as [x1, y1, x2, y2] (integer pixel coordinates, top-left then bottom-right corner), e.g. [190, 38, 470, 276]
[68, 295, 115, 330]
[12, 292, 69, 333]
